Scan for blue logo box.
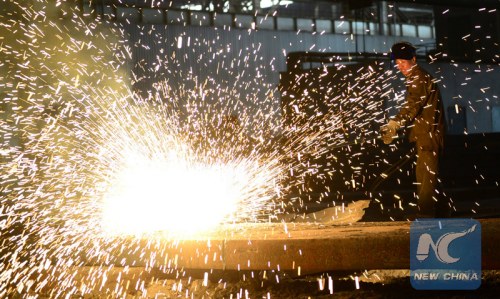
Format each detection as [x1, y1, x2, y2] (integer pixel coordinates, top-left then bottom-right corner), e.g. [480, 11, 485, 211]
[410, 218, 481, 290]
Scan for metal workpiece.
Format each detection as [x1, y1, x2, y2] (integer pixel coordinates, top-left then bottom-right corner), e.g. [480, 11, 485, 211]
[85, 219, 500, 274]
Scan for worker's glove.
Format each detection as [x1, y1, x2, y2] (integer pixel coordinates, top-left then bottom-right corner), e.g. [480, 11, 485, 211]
[380, 120, 400, 144]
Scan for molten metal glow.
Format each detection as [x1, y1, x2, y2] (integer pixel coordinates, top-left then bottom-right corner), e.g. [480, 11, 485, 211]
[101, 150, 257, 236]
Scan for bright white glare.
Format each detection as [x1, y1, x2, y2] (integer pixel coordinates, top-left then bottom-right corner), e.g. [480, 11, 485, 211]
[260, 0, 293, 9]
[101, 150, 252, 236]
[180, 4, 203, 11]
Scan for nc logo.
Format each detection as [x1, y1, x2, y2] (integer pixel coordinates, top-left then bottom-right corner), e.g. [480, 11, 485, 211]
[416, 224, 477, 264]
[410, 219, 481, 290]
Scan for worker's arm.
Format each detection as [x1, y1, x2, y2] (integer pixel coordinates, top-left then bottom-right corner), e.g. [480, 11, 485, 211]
[393, 72, 430, 127]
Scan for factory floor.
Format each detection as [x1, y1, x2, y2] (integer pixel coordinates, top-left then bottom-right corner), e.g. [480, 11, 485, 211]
[15, 267, 500, 298]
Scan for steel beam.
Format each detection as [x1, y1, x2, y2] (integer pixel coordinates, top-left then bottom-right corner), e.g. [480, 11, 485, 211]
[88, 219, 500, 274]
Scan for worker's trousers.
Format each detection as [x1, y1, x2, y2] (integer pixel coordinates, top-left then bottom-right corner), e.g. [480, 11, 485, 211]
[415, 147, 440, 217]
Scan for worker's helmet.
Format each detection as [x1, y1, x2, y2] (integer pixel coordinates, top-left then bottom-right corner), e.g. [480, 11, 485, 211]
[391, 42, 416, 60]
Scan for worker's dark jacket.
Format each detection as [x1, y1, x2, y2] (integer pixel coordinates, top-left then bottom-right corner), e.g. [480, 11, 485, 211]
[394, 65, 445, 151]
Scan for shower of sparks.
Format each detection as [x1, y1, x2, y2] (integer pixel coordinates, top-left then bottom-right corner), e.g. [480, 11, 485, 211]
[0, 2, 285, 296]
